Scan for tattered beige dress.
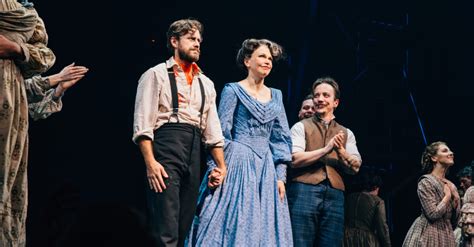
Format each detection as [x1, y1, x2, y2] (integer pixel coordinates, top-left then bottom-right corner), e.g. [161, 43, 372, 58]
[0, 1, 55, 246]
[457, 187, 474, 247]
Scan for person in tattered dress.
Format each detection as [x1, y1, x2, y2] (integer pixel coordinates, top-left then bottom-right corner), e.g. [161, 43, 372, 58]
[187, 39, 293, 246]
[456, 184, 474, 246]
[403, 142, 460, 247]
[0, 0, 55, 245]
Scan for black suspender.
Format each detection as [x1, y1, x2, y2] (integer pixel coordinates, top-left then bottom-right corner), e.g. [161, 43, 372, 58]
[167, 68, 180, 120]
[167, 67, 206, 126]
[198, 77, 205, 125]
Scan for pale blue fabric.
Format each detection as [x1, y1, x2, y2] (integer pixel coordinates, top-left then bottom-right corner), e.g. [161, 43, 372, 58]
[187, 82, 293, 246]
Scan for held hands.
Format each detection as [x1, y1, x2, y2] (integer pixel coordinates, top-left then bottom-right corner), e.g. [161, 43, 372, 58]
[146, 159, 169, 193]
[277, 181, 286, 201]
[208, 166, 227, 189]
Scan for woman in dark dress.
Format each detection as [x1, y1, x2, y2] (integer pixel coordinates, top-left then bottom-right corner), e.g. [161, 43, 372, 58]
[344, 172, 391, 247]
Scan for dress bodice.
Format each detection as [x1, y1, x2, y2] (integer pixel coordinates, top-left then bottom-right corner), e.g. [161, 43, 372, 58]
[219, 83, 288, 159]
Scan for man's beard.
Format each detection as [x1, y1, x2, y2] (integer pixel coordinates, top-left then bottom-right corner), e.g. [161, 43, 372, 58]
[178, 48, 199, 63]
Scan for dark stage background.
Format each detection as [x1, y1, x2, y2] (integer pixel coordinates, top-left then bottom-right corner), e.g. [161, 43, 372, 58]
[25, 0, 473, 246]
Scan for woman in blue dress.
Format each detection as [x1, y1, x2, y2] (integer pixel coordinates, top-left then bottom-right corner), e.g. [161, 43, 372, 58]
[187, 38, 293, 246]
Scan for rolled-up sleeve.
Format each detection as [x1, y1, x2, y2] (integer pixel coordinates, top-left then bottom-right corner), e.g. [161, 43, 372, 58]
[17, 42, 56, 78]
[132, 69, 162, 144]
[202, 86, 224, 147]
[290, 122, 305, 153]
[345, 128, 362, 163]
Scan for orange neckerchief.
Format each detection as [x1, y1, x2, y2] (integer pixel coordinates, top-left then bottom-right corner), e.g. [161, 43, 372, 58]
[177, 62, 199, 85]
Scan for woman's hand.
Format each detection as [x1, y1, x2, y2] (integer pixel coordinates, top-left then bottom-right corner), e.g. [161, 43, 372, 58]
[443, 179, 460, 208]
[48, 63, 89, 87]
[277, 181, 286, 201]
[443, 183, 452, 203]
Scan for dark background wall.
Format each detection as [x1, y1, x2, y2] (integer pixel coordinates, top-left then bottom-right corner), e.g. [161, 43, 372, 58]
[26, 0, 473, 245]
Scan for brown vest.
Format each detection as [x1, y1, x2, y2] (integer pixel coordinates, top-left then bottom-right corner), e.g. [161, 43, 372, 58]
[290, 117, 348, 190]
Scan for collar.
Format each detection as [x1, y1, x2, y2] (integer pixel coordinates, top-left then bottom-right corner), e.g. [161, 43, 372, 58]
[314, 114, 336, 126]
[165, 56, 202, 76]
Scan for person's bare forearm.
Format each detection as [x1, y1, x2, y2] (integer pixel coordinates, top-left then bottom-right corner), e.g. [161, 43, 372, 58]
[137, 137, 155, 166]
[47, 74, 62, 86]
[336, 148, 361, 173]
[209, 147, 225, 169]
[291, 146, 330, 168]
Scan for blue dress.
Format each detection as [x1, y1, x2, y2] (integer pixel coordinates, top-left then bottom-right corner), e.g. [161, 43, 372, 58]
[187, 83, 293, 246]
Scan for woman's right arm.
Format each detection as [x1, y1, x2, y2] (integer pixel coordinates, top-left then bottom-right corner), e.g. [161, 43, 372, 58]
[418, 178, 451, 221]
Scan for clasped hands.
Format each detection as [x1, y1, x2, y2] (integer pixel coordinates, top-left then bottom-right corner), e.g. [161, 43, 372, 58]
[325, 130, 345, 155]
[326, 131, 358, 169]
[441, 178, 460, 209]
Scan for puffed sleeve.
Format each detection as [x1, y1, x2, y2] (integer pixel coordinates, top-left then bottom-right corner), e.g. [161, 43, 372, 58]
[217, 84, 238, 141]
[205, 83, 238, 170]
[16, 14, 55, 78]
[24, 75, 62, 120]
[28, 89, 62, 120]
[269, 90, 292, 182]
[24, 75, 51, 103]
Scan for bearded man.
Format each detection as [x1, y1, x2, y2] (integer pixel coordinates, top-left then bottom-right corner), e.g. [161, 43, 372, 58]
[132, 18, 226, 247]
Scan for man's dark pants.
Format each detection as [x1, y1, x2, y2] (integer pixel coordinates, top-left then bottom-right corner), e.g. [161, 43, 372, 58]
[146, 123, 202, 247]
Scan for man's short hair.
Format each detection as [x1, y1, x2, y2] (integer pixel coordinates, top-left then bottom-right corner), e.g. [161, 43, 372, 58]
[312, 77, 341, 100]
[166, 18, 203, 53]
[303, 94, 313, 101]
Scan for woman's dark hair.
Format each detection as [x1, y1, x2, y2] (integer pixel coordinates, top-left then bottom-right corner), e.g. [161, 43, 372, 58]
[360, 172, 383, 192]
[421, 141, 446, 174]
[236, 38, 284, 69]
